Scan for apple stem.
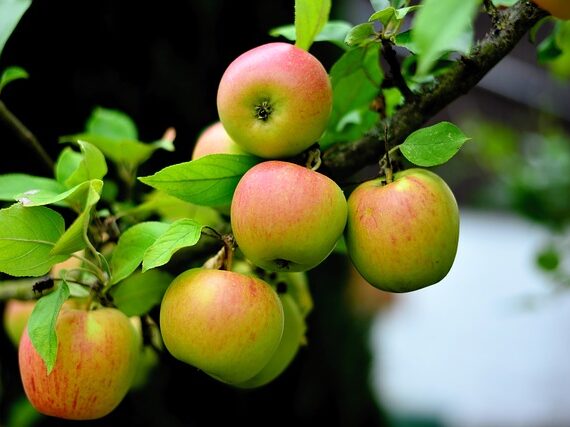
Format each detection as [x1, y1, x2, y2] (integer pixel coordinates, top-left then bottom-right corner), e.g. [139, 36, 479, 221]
[221, 234, 236, 271]
[383, 125, 394, 185]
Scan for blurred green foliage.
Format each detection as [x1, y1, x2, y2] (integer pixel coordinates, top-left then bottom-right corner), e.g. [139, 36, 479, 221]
[458, 115, 570, 288]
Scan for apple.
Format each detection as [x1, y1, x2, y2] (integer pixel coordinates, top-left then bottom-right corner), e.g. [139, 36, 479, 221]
[159, 268, 284, 385]
[3, 297, 86, 348]
[19, 307, 140, 420]
[345, 168, 459, 293]
[231, 161, 348, 272]
[3, 299, 36, 347]
[217, 42, 333, 158]
[344, 263, 395, 317]
[533, 0, 570, 19]
[231, 262, 313, 317]
[129, 316, 160, 391]
[191, 121, 246, 160]
[236, 293, 306, 389]
[277, 272, 313, 318]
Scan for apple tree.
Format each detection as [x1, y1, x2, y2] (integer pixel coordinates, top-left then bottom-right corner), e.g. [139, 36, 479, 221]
[0, 0, 568, 425]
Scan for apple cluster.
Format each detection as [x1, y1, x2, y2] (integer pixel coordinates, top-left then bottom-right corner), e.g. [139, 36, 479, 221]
[160, 42, 341, 387]
[193, 41, 459, 292]
[162, 41, 460, 388]
[7, 41, 461, 421]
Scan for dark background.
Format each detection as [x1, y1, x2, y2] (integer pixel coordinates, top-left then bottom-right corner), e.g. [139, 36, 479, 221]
[0, 0, 346, 177]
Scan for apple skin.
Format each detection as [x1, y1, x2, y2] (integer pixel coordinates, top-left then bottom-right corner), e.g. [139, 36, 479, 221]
[345, 168, 459, 293]
[19, 308, 140, 420]
[217, 42, 333, 159]
[3, 299, 36, 347]
[277, 272, 313, 318]
[533, 0, 570, 19]
[3, 297, 86, 347]
[236, 293, 306, 389]
[128, 316, 160, 391]
[159, 268, 284, 385]
[231, 161, 348, 272]
[191, 121, 246, 160]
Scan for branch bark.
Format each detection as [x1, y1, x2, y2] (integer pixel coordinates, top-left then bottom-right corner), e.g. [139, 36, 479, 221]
[0, 100, 54, 173]
[321, 0, 547, 180]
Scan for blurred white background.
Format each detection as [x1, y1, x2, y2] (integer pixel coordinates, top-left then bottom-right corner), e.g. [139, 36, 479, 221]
[370, 209, 570, 427]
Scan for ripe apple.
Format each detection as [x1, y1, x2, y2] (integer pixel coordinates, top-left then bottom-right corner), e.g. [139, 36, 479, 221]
[159, 268, 284, 385]
[3, 299, 36, 347]
[217, 42, 333, 158]
[231, 161, 348, 272]
[236, 293, 306, 389]
[19, 307, 140, 420]
[191, 121, 246, 160]
[345, 168, 459, 293]
[533, 0, 570, 19]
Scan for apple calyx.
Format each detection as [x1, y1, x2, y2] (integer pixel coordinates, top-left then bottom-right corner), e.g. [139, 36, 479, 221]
[274, 258, 293, 270]
[254, 99, 273, 122]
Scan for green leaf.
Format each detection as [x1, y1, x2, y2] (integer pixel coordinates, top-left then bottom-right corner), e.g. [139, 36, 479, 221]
[295, 0, 331, 51]
[50, 179, 103, 255]
[394, 30, 417, 53]
[345, 23, 376, 47]
[86, 106, 138, 140]
[120, 190, 222, 224]
[491, 0, 517, 5]
[17, 179, 103, 211]
[61, 134, 174, 171]
[67, 282, 90, 298]
[60, 141, 107, 188]
[55, 147, 82, 186]
[0, 65, 28, 94]
[411, 0, 480, 76]
[0, 204, 69, 277]
[109, 270, 173, 317]
[27, 281, 70, 374]
[0, 0, 32, 60]
[369, 5, 420, 35]
[399, 121, 470, 167]
[537, 21, 570, 64]
[369, 7, 397, 26]
[142, 219, 203, 271]
[384, 87, 405, 117]
[0, 174, 65, 202]
[110, 222, 170, 285]
[60, 107, 174, 170]
[138, 154, 260, 207]
[270, 21, 353, 50]
[321, 44, 382, 148]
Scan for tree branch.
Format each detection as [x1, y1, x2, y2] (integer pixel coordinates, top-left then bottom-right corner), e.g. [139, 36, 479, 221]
[321, 0, 547, 179]
[381, 39, 416, 103]
[0, 100, 54, 173]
